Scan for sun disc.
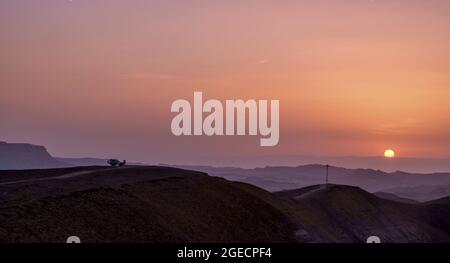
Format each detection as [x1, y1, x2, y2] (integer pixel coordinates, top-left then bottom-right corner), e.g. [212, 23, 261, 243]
[384, 149, 395, 158]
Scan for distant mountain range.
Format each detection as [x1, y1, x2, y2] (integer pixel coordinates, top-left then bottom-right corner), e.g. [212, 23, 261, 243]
[1, 140, 449, 203]
[169, 154, 450, 173]
[0, 166, 448, 242]
[0, 141, 137, 170]
[173, 164, 450, 202]
[377, 184, 450, 203]
[0, 141, 68, 169]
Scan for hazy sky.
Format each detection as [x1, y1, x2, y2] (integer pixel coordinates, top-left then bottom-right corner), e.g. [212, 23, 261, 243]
[1, 0, 449, 164]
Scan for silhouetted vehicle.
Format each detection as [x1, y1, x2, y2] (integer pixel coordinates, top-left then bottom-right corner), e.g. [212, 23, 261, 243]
[107, 159, 126, 167]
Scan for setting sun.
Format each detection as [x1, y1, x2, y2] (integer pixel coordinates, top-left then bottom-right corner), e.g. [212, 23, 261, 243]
[384, 149, 396, 158]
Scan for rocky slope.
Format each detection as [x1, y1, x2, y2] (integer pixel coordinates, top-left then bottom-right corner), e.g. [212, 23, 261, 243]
[0, 166, 448, 243]
[276, 185, 450, 242]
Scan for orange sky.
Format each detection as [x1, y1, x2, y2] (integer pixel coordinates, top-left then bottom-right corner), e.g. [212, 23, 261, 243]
[0, 0, 449, 164]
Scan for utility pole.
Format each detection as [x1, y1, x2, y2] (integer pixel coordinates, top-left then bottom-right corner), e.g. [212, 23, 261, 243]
[326, 164, 329, 187]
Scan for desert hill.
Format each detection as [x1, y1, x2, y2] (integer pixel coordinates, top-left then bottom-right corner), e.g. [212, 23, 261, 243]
[0, 166, 297, 242]
[373, 192, 419, 204]
[276, 184, 449, 242]
[0, 166, 448, 243]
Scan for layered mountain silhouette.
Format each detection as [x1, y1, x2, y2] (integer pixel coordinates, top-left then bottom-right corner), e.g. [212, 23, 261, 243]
[0, 141, 67, 169]
[176, 165, 450, 202]
[0, 166, 448, 242]
[1, 141, 449, 203]
[169, 155, 450, 173]
[0, 141, 130, 169]
[376, 184, 450, 203]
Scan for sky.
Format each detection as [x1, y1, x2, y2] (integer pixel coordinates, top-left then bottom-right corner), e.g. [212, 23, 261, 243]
[0, 0, 449, 165]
